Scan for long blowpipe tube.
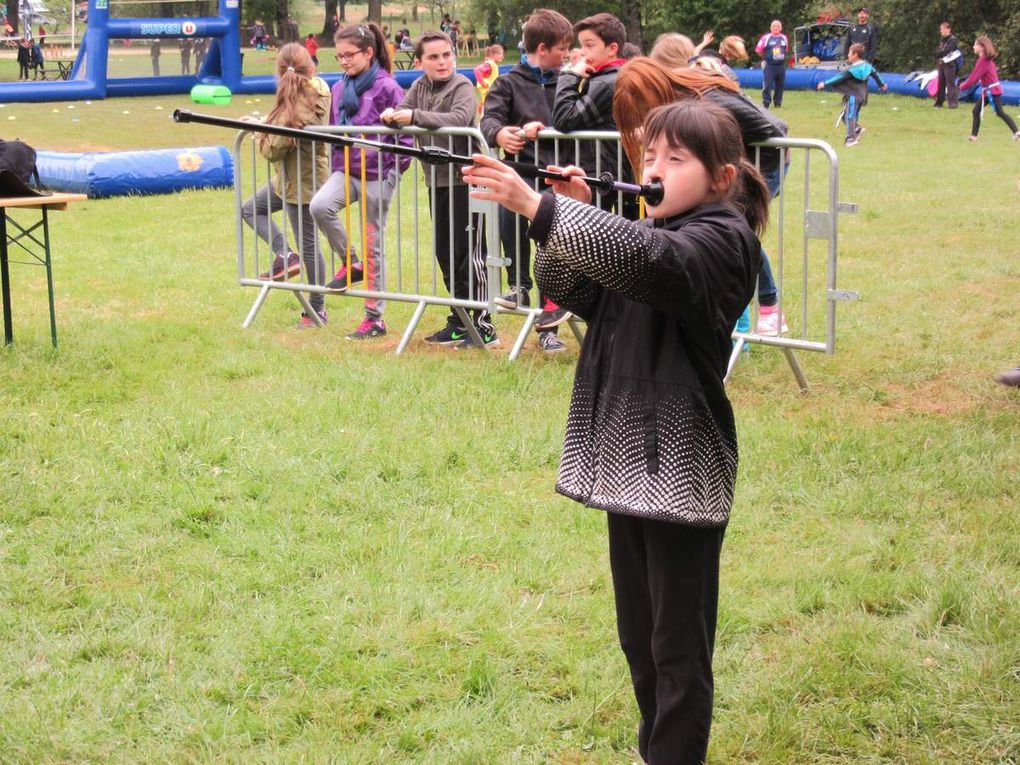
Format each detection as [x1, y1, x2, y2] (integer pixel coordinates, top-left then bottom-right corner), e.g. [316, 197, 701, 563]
[173, 109, 663, 204]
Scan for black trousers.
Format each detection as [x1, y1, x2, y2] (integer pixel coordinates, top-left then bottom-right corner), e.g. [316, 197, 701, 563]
[762, 63, 786, 107]
[934, 61, 959, 107]
[607, 512, 725, 765]
[971, 93, 1020, 137]
[428, 184, 492, 332]
[499, 205, 533, 293]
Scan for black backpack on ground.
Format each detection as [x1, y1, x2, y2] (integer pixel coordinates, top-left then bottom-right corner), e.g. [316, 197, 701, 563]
[0, 138, 46, 197]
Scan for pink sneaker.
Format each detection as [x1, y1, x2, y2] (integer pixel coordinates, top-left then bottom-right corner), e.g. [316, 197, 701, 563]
[756, 305, 789, 336]
[346, 317, 386, 340]
[296, 310, 328, 328]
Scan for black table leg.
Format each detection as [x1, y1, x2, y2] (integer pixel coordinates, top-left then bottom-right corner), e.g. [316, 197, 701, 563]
[1, 210, 12, 345]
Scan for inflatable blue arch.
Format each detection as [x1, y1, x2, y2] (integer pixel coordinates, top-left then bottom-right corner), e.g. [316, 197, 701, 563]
[0, 0, 479, 103]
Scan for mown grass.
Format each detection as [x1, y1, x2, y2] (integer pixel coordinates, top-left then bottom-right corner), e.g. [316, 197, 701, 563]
[0, 87, 1018, 763]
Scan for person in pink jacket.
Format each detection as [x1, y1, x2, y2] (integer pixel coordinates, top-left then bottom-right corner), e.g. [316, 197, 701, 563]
[957, 35, 1020, 142]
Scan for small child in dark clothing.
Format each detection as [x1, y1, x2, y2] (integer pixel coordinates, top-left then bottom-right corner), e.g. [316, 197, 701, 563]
[31, 40, 46, 80]
[17, 39, 32, 81]
[816, 42, 888, 146]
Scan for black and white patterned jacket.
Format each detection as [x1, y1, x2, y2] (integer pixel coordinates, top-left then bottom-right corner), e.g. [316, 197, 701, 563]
[530, 194, 760, 526]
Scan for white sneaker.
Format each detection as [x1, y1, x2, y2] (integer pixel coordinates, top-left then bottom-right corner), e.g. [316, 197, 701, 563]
[756, 308, 789, 336]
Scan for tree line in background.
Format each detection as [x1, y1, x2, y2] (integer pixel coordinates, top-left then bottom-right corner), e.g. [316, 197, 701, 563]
[469, 0, 1019, 78]
[16, 0, 1013, 78]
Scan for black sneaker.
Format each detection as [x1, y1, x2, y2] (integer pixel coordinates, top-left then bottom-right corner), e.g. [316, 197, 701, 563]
[494, 286, 531, 309]
[326, 261, 364, 291]
[536, 306, 572, 330]
[424, 321, 469, 345]
[454, 328, 499, 350]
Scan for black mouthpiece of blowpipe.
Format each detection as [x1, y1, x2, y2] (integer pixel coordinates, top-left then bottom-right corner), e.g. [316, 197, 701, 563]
[173, 109, 665, 204]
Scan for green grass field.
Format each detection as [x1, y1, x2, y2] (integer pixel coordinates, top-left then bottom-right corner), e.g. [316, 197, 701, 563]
[0, 87, 1018, 763]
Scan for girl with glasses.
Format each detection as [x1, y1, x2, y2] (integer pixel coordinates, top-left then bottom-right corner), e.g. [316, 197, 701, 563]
[309, 23, 412, 340]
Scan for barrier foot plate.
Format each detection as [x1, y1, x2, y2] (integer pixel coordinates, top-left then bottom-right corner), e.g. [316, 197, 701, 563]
[724, 339, 746, 383]
[782, 347, 810, 391]
[294, 292, 323, 326]
[396, 300, 428, 354]
[507, 311, 538, 361]
[242, 283, 272, 329]
[453, 306, 487, 351]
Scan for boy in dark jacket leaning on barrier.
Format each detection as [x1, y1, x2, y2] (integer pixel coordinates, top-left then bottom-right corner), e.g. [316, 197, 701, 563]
[552, 13, 636, 220]
[381, 30, 496, 349]
[479, 8, 574, 352]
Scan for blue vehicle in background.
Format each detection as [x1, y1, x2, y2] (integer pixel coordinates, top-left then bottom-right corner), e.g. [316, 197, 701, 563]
[793, 21, 851, 69]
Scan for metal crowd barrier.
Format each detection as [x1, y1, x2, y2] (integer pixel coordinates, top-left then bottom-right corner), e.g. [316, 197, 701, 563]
[500, 130, 857, 387]
[231, 125, 855, 387]
[232, 124, 501, 352]
[732, 137, 858, 389]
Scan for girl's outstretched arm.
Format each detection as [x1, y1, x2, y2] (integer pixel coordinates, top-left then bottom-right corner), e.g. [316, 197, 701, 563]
[464, 154, 601, 318]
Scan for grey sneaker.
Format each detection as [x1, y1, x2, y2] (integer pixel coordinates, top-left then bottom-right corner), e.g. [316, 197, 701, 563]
[538, 330, 566, 354]
[494, 286, 532, 309]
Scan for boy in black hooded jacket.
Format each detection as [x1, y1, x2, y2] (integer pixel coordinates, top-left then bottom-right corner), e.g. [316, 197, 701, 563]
[480, 9, 575, 348]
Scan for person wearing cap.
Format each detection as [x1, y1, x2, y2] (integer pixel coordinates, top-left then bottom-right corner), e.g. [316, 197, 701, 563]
[845, 7, 877, 63]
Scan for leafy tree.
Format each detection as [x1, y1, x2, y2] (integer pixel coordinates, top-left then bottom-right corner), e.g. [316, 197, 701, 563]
[466, 0, 1018, 76]
[469, 0, 609, 48]
[873, 0, 1018, 78]
[322, 0, 350, 37]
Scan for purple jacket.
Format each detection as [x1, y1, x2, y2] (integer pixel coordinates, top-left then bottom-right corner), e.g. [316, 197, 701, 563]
[329, 69, 412, 180]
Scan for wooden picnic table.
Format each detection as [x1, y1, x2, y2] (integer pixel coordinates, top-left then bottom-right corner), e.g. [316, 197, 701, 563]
[393, 49, 416, 70]
[39, 58, 77, 81]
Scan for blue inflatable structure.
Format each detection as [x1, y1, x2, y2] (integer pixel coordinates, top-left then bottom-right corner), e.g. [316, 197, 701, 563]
[0, 0, 245, 103]
[0, 0, 485, 103]
[36, 147, 233, 197]
[735, 66, 1020, 106]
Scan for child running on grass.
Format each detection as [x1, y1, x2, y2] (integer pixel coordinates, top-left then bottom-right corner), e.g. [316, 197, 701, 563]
[463, 98, 766, 763]
[309, 22, 410, 341]
[239, 42, 331, 327]
[957, 35, 1020, 142]
[816, 42, 888, 147]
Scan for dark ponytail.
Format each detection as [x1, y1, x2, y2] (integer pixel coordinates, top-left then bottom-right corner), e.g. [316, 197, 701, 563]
[730, 158, 770, 236]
